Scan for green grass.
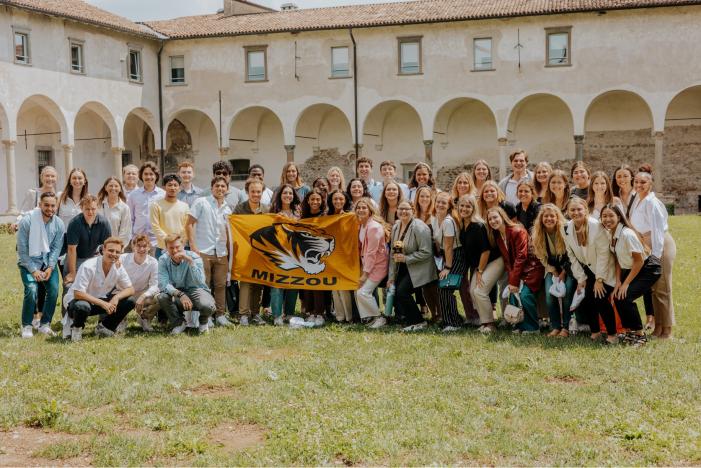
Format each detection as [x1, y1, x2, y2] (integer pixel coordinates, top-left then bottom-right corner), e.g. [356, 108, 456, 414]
[1, 217, 700, 466]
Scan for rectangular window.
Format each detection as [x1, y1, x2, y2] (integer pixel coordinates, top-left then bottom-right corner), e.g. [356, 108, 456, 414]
[121, 150, 132, 167]
[229, 159, 251, 181]
[546, 28, 571, 66]
[331, 46, 350, 77]
[245, 46, 267, 82]
[128, 49, 142, 81]
[401, 163, 416, 183]
[70, 41, 84, 73]
[170, 55, 185, 83]
[473, 37, 493, 70]
[398, 37, 421, 74]
[14, 31, 29, 64]
[36, 148, 54, 185]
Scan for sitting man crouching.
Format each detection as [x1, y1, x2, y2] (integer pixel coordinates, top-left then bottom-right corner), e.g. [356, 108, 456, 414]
[63, 237, 135, 341]
[157, 233, 215, 335]
[121, 234, 160, 332]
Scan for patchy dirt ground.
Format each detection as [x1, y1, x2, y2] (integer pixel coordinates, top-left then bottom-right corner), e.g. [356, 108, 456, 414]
[0, 427, 90, 467]
[208, 422, 265, 455]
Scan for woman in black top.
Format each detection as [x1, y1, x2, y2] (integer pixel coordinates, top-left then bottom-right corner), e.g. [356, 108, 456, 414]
[515, 180, 541, 234]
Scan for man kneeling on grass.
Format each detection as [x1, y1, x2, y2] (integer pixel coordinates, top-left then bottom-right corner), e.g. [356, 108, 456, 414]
[120, 234, 160, 332]
[63, 237, 135, 342]
[157, 233, 215, 335]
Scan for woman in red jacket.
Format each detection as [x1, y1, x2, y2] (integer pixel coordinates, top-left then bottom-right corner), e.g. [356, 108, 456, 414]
[486, 207, 544, 333]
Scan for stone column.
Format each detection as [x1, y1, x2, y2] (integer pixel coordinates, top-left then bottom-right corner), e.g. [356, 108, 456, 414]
[112, 147, 124, 179]
[498, 137, 508, 181]
[423, 140, 433, 164]
[574, 135, 584, 162]
[2, 140, 18, 214]
[653, 131, 664, 193]
[218, 147, 229, 160]
[284, 145, 295, 162]
[63, 144, 74, 178]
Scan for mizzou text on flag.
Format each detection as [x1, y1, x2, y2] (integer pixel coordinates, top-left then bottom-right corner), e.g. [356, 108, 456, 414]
[229, 213, 361, 290]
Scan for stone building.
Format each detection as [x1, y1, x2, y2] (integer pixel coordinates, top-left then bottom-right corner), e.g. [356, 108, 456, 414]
[1, 0, 701, 214]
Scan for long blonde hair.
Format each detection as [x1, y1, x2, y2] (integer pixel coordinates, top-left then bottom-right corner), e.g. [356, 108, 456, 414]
[531, 203, 567, 261]
[280, 162, 304, 189]
[413, 186, 435, 223]
[485, 206, 518, 248]
[456, 194, 482, 230]
[477, 180, 505, 219]
[450, 171, 474, 200]
[326, 166, 346, 191]
[543, 169, 570, 211]
[567, 196, 590, 246]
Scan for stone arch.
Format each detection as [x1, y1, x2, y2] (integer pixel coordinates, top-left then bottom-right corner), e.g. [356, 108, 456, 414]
[123, 107, 159, 168]
[16, 95, 71, 190]
[228, 106, 286, 185]
[506, 93, 575, 163]
[662, 85, 701, 209]
[362, 100, 424, 177]
[73, 101, 120, 185]
[583, 90, 654, 176]
[432, 97, 498, 168]
[163, 109, 218, 178]
[294, 103, 354, 182]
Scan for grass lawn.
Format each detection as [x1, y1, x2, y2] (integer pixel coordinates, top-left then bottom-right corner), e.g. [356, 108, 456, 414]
[0, 217, 700, 466]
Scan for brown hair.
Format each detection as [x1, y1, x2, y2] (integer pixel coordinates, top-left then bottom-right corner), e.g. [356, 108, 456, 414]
[139, 161, 160, 183]
[543, 170, 570, 211]
[102, 236, 124, 250]
[177, 160, 194, 170]
[97, 177, 126, 205]
[245, 178, 265, 193]
[533, 161, 553, 196]
[509, 149, 528, 163]
[280, 162, 303, 189]
[131, 233, 150, 246]
[409, 162, 435, 189]
[413, 185, 435, 223]
[79, 194, 99, 208]
[59, 168, 89, 207]
[485, 206, 519, 247]
[587, 171, 615, 212]
[356, 156, 374, 170]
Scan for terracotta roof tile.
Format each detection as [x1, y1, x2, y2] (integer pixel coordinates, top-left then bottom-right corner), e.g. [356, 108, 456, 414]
[0, 0, 160, 39]
[145, 0, 701, 39]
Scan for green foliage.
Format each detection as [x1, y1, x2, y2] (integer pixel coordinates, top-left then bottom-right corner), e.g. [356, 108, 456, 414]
[25, 400, 62, 429]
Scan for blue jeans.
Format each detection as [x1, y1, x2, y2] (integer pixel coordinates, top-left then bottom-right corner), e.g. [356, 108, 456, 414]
[544, 273, 576, 330]
[20, 266, 59, 327]
[512, 284, 539, 332]
[270, 289, 298, 318]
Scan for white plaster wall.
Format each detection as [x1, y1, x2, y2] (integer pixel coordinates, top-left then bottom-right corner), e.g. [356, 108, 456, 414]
[433, 99, 499, 167]
[585, 92, 653, 131]
[508, 95, 575, 162]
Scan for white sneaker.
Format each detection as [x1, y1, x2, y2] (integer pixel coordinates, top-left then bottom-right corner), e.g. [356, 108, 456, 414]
[239, 315, 249, 326]
[252, 314, 267, 325]
[184, 310, 193, 327]
[116, 318, 128, 334]
[402, 321, 427, 332]
[578, 323, 591, 333]
[171, 322, 188, 335]
[198, 323, 209, 334]
[215, 315, 233, 327]
[273, 316, 284, 326]
[207, 317, 214, 328]
[70, 327, 83, 342]
[37, 324, 56, 337]
[478, 325, 494, 334]
[442, 325, 460, 333]
[139, 316, 154, 332]
[189, 310, 200, 328]
[62, 314, 73, 339]
[369, 316, 387, 329]
[21, 325, 33, 338]
[313, 315, 325, 326]
[32, 318, 40, 330]
[95, 322, 115, 338]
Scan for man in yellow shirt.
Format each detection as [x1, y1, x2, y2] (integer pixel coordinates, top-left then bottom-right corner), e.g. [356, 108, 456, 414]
[150, 174, 190, 258]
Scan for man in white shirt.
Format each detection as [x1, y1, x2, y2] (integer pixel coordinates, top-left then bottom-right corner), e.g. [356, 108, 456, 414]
[498, 149, 533, 206]
[186, 175, 233, 327]
[63, 237, 135, 342]
[121, 234, 160, 332]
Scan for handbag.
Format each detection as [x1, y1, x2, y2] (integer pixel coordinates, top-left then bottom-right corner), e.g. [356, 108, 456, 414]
[438, 273, 463, 290]
[503, 293, 524, 325]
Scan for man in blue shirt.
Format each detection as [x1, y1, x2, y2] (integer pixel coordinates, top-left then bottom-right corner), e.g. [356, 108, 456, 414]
[16, 192, 65, 338]
[157, 233, 216, 334]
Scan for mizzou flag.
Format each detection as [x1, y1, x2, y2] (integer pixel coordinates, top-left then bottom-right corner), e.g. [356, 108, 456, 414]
[229, 213, 360, 290]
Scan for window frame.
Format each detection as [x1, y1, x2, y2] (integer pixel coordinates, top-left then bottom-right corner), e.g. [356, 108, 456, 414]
[397, 36, 422, 75]
[545, 26, 572, 67]
[12, 26, 31, 65]
[330, 45, 351, 79]
[229, 158, 251, 181]
[36, 147, 54, 185]
[127, 44, 143, 83]
[169, 54, 186, 85]
[472, 37, 494, 72]
[69, 38, 85, 74]
[244, 45, 268, 83]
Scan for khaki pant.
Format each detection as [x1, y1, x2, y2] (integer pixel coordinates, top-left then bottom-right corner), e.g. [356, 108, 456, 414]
[333, 290, 354, 322]
[239, 282, 263, 317]
[652, 232, 676, 327]
[201, 253, 229, 317]
[470, 257, 505, 325]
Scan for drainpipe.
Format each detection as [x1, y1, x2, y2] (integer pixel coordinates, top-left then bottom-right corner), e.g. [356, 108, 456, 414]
[349, 28, 359, 165]
[157, 40, 165, 175]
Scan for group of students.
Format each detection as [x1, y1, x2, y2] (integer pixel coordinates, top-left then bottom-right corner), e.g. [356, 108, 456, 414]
[15, 150, 676, 344]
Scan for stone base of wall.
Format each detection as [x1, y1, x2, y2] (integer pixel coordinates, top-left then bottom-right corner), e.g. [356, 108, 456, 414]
[298, 148, 356, 188]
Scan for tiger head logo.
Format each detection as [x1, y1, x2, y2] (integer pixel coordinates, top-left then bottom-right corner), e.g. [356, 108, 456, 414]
[249, 222, 335, 275]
